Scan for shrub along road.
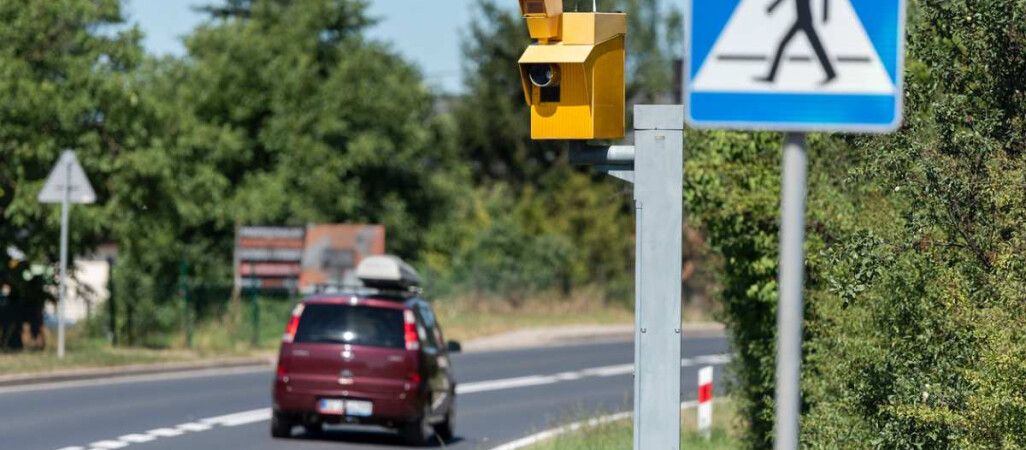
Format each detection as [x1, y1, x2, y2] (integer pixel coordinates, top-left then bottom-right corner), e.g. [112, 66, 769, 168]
[1, 335, 729, 450]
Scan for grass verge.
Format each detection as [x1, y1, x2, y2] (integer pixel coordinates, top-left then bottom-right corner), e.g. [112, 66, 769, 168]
[433, 287, 635, 342]
[0, 339, 219, 376]
[531, 400, 741, 450]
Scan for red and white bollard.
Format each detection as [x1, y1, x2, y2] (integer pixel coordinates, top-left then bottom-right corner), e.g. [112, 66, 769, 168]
[698, 366, 714, 438]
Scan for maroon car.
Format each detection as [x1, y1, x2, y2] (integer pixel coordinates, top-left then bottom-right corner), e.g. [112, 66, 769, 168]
[271, 258, 459, 445]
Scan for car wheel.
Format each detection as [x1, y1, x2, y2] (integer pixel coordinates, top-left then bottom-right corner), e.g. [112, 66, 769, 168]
[304, 421, 323, 435]
[399, 405, 433, 446]
[433, 407, 455, 442]
[271, 411, 293, 439]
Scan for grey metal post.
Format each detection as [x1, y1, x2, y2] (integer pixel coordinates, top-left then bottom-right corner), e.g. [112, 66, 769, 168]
[632, 105, 684, 450]
[57, 159, 71, 359]
[775, 133, 807, 450]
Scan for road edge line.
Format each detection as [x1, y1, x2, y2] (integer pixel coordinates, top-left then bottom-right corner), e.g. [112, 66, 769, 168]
[490, 400, 714, 450]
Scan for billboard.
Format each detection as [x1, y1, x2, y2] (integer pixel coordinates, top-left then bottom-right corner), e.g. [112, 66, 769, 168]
[300, 224, 385, 292]
[235, 227, 305, 293]
[235, 224, 386, 294]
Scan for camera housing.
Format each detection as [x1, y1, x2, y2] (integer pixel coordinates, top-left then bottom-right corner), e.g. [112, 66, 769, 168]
[518, 12, 626, 140]
[518, 0, 563, 43]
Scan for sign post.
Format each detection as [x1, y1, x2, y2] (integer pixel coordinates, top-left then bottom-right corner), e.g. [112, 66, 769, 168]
[570, 105, 684, 450]
[685, 0, 906, 447]
[775, 133, 808, 450]
[38, 150, 96, 359]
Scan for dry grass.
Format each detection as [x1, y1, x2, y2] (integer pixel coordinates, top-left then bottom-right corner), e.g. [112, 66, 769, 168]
[0, 341, 203, 376]
[435, 287, 717, 342]
[433, 287, 635, 342]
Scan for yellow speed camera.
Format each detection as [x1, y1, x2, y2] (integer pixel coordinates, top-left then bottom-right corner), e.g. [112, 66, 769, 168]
[517, 9, 626, 140]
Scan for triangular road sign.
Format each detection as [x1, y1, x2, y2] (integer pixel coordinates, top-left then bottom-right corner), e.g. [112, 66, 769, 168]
[38, 150, 96, 204]
[694, 0, 893, 94]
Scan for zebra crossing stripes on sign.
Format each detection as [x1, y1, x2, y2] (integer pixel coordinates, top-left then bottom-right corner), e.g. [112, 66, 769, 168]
[685, 0, 907, 132]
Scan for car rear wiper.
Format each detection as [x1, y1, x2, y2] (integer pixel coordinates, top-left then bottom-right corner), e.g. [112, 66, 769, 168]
[304, 335, 349, 344]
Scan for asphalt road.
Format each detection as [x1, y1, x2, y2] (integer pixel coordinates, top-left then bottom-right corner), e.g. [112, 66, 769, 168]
[0, 336, 729, 450]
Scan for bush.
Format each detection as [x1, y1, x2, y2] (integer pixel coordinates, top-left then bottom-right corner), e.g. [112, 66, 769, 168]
[691, 0, 1026, 447]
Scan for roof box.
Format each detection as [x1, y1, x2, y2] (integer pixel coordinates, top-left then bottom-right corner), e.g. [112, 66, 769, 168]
[356, 255, 422, 290]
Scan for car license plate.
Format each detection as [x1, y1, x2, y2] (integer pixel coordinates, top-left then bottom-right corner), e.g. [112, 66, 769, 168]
[318, 399, 345, 415]
[345, 400, 373, 417]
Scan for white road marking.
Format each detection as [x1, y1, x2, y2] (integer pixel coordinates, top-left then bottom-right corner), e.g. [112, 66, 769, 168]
[176, 422, 213, 432]
[116, 434, 154, 444]
[491, 400, 710, 450]
[204, 408, 272, 427]
[145, 428, 184, 437]
[87, 441, 129, 450]
[579, 363, 634, 377]
[457, 374, 561, 394]
[222, 413, 273, 427]
[201, 408, 271, 426]
[458, 363, 634, 394]
[456, 354, 731, 395]
[682, 354, 731, 367]
[51, 353, 731, 450]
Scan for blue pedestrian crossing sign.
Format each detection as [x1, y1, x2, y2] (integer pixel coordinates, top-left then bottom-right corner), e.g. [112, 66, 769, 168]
[685, 0, 906, 132]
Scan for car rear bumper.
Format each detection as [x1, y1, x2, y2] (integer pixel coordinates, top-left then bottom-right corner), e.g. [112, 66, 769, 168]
[273, 383, 420, 423]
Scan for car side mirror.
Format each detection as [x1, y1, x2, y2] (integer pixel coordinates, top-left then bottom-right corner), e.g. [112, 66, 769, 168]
[446, 341, 462, 353]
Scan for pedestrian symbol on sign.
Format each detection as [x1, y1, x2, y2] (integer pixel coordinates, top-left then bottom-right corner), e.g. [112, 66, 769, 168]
[756, 0, 836, 85]
[686, 0, 906, 131]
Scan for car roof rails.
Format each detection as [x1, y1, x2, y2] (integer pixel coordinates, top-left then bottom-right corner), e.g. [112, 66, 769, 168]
[310, 283, 422, 300]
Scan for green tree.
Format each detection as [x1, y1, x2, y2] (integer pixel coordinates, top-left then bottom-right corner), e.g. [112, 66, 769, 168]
[801, 0, 1026, 447]
[2, 0, 472, 348]
[175, 0, 467, 258]
[0, 0, 151, 349]
[101, 0, 472, 343]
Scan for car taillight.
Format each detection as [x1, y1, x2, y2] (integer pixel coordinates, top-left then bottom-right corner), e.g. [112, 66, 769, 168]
[409, 372, 422, 385]
[404, 309, 420, 351]
[276, 364, 287, 377]
[282, 304, 305, 343]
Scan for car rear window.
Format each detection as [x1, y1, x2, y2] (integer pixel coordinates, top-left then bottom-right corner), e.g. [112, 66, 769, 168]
[293, 303, 405, 349]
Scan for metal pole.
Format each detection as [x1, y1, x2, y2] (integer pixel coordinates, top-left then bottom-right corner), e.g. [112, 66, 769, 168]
[108, 256, 116, 346]
[57, 160, 71, 359]
[180, 259, 191, 349]
[632, 105, 684, 450]
[250, 263, 259, 346]
[775, 132, 808, 450]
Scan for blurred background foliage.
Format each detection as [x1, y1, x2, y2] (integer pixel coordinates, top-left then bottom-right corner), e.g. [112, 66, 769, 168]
[1, 0, 1025, 446]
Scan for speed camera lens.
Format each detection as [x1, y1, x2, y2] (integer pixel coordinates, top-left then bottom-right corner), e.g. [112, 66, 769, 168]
[529, 64, 559, 88]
